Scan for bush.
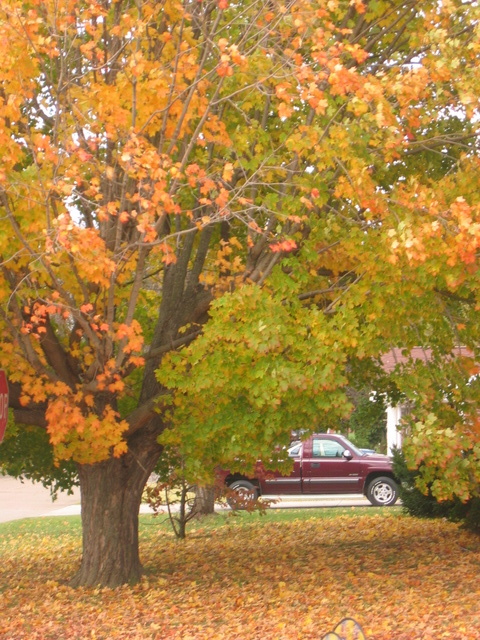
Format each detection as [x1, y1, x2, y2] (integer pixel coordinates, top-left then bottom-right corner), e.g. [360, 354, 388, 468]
[461, 497, 480, 533]
[392, 449, 480, 533]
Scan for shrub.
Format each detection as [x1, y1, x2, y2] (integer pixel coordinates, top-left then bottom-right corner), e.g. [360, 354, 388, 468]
[392, 449, 480, 533]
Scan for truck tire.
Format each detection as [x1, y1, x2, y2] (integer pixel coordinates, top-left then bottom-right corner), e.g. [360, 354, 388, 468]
[366, 476, 398, 506]
[227, 480, 258, 510]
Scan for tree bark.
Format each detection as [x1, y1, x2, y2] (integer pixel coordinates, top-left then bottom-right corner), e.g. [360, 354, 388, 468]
[71, 444, 158, 588]
[193, 485, 216, 516]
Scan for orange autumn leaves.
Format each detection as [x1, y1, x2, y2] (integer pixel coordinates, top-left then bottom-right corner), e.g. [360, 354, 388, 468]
[0, 0, 480, 486]
[46, 400, 128, 463]
[386, 191, 480, 268]
[0, 514, 479, 639]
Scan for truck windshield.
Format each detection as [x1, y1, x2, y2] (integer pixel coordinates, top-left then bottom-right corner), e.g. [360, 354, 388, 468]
[287, 443, 302, 457]
[337, 436, 364, 456]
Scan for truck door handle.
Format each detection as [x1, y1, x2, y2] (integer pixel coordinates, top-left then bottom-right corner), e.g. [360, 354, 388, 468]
[311, 462, 320, 468]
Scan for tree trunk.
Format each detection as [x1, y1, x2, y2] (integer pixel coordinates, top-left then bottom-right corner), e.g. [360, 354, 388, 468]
[194, 485, 216, 516]
[71, 450, 156, 588]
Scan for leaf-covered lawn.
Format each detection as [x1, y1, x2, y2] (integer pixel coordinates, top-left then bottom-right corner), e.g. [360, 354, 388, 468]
[0, 512, 479, 639]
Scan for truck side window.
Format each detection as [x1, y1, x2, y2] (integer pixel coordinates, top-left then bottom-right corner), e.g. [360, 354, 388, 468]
[312, 440, 324, 457]
[313, 439, 345, 458]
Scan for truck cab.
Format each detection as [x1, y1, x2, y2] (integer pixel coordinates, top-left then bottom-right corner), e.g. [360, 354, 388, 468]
[225, 433, 399, 507]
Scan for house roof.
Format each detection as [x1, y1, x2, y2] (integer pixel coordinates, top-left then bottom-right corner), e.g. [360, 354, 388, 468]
[380, 347, 473, 373]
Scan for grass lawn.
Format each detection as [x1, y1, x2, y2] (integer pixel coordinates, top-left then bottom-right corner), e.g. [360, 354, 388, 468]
[0, 507, 479, 639]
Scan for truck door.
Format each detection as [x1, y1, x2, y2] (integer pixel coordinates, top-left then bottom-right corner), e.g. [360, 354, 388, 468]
[260, 443, 302, 495]
[302, 437, 362, 494]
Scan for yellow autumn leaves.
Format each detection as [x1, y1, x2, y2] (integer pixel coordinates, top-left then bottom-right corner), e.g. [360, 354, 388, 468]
[0, 514, 479, 639]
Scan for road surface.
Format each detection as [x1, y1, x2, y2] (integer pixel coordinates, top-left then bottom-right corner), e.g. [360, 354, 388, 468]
[0, 475, 375, 523]
[0, 474, 81, 523]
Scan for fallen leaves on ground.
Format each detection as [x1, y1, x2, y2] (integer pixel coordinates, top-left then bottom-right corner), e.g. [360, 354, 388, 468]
[0, 514, 479, 639]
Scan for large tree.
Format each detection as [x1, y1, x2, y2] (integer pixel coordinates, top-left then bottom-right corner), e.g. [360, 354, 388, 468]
[1, 0, 480, 586]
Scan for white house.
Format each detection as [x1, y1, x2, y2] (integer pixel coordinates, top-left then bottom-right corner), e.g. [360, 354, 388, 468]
[386, 404, 403, 456]
[381, 347, 472, 455]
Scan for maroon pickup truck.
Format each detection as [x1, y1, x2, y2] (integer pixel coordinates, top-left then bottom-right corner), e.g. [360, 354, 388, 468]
[225, 433, 399, 507]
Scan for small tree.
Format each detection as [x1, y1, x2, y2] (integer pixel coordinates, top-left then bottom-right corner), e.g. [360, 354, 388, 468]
[144, 448, 271, 539]
[144, 453, 199, 540]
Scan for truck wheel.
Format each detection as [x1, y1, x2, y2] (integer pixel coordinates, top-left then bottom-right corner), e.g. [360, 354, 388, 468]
[227, 480, 258, 510]
[367, 476, 398, 506]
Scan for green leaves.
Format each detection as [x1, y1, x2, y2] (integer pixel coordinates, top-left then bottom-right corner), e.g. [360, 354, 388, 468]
[156, 283, 358, 480]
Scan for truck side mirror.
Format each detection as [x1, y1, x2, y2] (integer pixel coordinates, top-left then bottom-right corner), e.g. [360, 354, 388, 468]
[343, 449, 353, 460]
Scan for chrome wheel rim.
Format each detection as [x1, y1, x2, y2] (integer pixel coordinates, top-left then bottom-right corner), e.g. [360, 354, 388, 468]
[372, 482, 394, 504]
[234, 487, 255, 502]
